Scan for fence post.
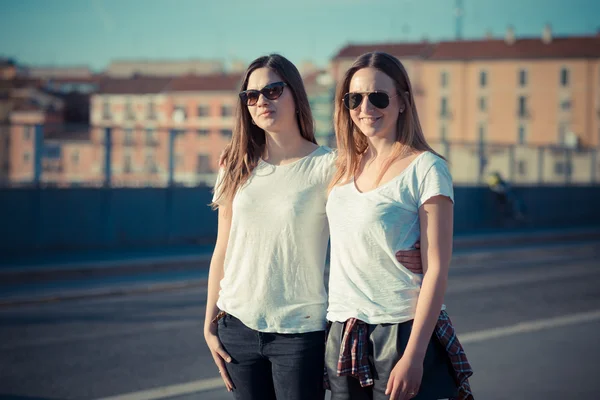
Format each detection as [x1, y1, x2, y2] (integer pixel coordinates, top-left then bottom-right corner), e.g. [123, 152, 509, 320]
[33, 124, 43, 186]
[591, 149, 597, 184]
[103, 127, 112, 187]
[509, 145, 515, 182]
[565, 148, 572, 185]
[477, 140, 486, 185]
[538, 146, 544, 185]
[443, 140, 451, 163]
[168, 129, 176, 187]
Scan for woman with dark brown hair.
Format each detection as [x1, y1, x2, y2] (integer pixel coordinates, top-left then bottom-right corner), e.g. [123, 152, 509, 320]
[325, 52, 473, 400]
[204, 53, 334, 400]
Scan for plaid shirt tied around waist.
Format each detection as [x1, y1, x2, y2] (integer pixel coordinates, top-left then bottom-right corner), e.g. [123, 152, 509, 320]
[324, 310, 474, 400]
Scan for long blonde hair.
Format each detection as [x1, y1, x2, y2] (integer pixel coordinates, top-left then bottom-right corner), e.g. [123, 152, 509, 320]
[211, 54, 316, 208]
[330, 51, 443, 190]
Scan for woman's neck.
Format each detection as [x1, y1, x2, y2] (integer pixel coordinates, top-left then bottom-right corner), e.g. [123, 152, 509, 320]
[263, 125, 315, 163]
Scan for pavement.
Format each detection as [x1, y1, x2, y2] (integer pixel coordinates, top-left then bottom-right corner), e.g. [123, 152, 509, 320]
[1, 226, 599, 307]
[1, 237, 599, 399]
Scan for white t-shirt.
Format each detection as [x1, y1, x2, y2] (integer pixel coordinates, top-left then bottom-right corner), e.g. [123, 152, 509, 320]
[326, 151, 454, 324]
[213, 146, 336, 333]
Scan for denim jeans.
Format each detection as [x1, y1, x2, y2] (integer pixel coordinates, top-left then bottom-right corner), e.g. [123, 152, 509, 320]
[217, 313, 326, 400]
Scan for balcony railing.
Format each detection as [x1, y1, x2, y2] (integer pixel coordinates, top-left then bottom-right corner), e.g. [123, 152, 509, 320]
[145, 138, 160, 146]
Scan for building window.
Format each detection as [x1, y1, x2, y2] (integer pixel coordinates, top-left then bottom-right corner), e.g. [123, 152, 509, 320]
[517, 160, 527, 176]
[479, 70, 487, 88]
[23, 126, 32, 141]
[221, 105, 233, 117]
[102, 101, 111, 119]
[518, 124, 527, 145]
[197, 104, 210, 117]
[440, 71, 448, 88]
[440, 97, 448, 117]
[220, 129, 233, 138]
[198, 129, 210, 136]
[560, 98, 571, 111]
[145, 153, 157, 173]
[173, 105, 187, 121]
[72, 151, 79, 165]
[125, 99, 134, 120]
[147, 102, 156, 119]
[519, 69, 527, 87]
[560, 68, 569, 87]
[554, 161, 571, 176]
[478, 122, 487, 143]
[124, 129, 134, 145]
[24, 152, 31, 162]
[479, 97, 487, 112]
[146, 129, 158, 145]
[196, 154, 211, 174]
[518, 96, 528, 118]
[175, 153, 183, 167]
[124, 154, 132, 173]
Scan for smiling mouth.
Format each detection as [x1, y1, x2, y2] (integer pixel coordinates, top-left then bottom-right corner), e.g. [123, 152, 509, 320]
[360, 116, 381, 123]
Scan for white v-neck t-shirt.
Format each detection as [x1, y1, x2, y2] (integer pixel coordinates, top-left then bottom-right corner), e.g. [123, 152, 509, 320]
[325, 151, 454, 324]
[213, 146, 336, 333]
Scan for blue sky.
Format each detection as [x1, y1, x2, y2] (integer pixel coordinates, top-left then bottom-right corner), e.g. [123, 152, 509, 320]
[0, 0, 598, 71]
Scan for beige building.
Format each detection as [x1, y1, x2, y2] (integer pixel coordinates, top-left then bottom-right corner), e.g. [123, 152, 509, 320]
[89, 73, 241, 187]
[330, 28, 600, 184]
[6, 90, 65, 185]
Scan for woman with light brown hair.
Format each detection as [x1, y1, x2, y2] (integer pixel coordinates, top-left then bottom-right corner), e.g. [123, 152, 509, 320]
[325, 52, 473, 400]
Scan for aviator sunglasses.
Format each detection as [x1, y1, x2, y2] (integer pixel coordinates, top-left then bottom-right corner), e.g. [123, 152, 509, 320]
[343, 91, 399, 110]
[239, 81, 287, 106]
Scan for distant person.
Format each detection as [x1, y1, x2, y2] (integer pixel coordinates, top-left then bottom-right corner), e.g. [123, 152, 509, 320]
[204, 54, 421, 400]
[325, 52, 473, 400]
[487, 171, 525, 222]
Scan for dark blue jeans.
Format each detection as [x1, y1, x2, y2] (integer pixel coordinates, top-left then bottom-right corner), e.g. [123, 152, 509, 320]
[217, 313, 326, 400]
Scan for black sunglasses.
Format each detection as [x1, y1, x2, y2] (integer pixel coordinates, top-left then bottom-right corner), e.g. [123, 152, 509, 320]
[240, 81, 287, 106]
[343, 91, 399, 110]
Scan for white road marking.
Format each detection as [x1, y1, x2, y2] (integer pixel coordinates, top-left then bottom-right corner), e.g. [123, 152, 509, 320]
[460, 309, 600, 344]
[5, 261, 598, 350]
[94, 309, 600, 400]
[95, 378, 225, 400]
[447, 261, 599, 293]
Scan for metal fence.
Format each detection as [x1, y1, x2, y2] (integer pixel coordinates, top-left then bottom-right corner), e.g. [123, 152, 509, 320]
[1, 124, 599, 188]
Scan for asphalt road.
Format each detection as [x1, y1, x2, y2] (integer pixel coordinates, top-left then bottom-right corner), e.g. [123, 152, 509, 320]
[1, 240, 599, 400]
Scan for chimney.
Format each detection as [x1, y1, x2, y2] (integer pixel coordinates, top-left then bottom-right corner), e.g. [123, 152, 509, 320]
[542, 24, 552, 44]
[505, 25, 516, 45]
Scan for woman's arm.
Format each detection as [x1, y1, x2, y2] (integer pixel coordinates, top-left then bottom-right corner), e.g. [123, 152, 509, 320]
[386, 195, 453, 399]
[203, 204, 235, 391]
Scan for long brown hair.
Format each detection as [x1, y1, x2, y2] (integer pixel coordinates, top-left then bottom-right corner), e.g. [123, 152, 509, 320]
[330, 51, 443, 190]
[211, 54, 316, 208]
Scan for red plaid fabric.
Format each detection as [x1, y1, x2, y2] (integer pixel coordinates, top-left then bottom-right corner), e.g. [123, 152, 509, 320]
[435, 310, 474, 400]
[336, 318, 372, 387]
[324, 312, 474, 399]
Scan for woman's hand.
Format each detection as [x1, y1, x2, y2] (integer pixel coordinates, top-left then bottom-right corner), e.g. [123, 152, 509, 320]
[204, 326, 235, 392]
[395, 241, 422, 274]
[385, 355, 424, 400]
